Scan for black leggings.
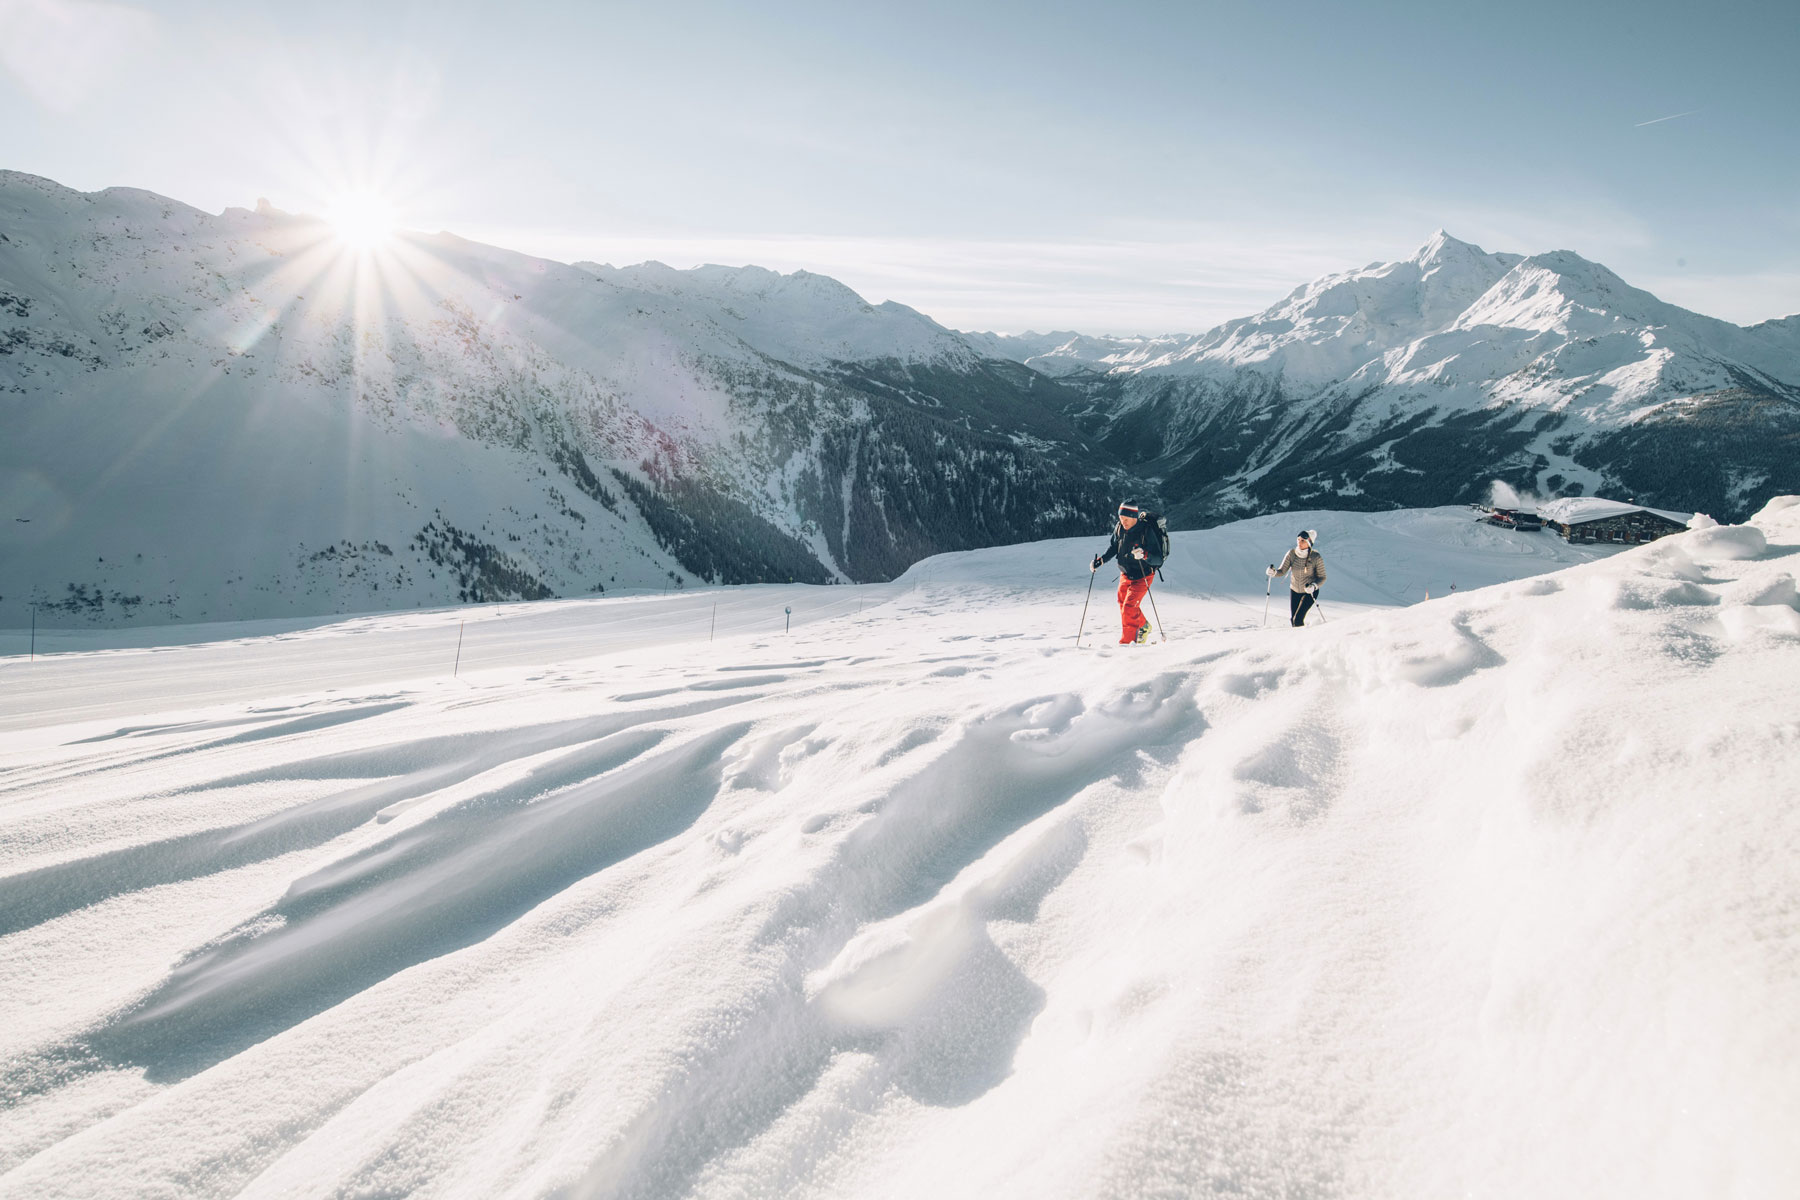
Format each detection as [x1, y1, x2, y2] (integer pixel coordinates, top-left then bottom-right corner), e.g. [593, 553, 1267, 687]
[1289, 589, 1317, 626]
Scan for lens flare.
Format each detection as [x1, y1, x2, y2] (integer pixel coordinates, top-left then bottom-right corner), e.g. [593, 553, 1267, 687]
[322, 191, 397, 251]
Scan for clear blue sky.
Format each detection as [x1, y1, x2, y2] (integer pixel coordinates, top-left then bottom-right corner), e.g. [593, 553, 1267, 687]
[3, 0, 1796, 332]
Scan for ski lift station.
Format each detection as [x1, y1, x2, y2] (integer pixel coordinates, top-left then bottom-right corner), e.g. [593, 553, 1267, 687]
[1537, 496, 1692, 544]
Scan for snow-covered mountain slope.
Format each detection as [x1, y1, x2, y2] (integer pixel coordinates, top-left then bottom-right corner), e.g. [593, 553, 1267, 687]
[576, 261, 980, 372]
[7, 166, 1794, 632]
[3, 501, 1796, 1199]
[1139, 230, 1529, 385]
[974, 234, 1800, 525]
[0, 171, 1114, 629]
[957, 329, 1185, 377]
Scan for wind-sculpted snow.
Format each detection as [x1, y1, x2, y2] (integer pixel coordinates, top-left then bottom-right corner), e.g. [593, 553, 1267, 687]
[1, 504, 1797, 1198]
[97, 722, 749, 1080]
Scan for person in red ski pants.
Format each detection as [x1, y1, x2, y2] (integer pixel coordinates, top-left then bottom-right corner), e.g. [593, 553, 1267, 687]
[1091, 500, 1163, 644]
[1116, 573, 1153, 644]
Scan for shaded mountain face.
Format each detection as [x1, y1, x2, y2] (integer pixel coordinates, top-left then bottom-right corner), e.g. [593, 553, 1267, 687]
[978, 233, 1800, 525]
[0, 172, 1122, 626]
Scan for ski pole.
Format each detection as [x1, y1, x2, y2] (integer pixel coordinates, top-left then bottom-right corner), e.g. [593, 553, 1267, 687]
[1311, 596, 1327, 624]
[1261, 568, 1273, 627]
[1075, 567, 1097, 645]
[1146, 585, 1166, 642]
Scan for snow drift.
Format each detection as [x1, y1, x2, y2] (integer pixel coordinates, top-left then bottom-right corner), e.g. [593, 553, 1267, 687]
[1, 504, 1797, 1199]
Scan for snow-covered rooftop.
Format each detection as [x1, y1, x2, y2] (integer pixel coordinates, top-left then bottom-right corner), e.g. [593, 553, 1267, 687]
[1538, 496, 1693, 526]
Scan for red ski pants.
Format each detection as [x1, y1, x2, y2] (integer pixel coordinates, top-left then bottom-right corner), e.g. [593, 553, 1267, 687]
[1116, 574, 1153, 643]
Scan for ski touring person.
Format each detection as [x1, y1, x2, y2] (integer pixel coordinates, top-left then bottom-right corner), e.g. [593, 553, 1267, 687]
[1268, 529, 1325, 626]
[1091, 500, 1165, 644]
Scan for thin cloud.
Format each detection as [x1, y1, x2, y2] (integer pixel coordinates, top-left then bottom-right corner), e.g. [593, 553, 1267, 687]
[1635, 109, 1700, 128]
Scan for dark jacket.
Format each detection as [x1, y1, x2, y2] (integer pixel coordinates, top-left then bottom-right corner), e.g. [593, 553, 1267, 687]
[1099, 518, 1163, 581]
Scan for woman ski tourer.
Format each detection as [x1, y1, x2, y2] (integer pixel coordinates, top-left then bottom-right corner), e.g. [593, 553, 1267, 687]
[1268, 529, 1325, 626]
[1091, 501, 1163, 644]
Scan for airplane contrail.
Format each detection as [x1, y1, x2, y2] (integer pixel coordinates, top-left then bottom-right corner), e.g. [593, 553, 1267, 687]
[1635, 109, 1700, 127]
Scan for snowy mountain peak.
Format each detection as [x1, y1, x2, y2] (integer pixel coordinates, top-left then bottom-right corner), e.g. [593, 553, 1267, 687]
[1108, 231, 1527, 384]
[1411, 231, 1524, 300]
[1414, 228, 1477, 263]
[569, 258, 975, 369]
[1454, 249, 1695, 338]
[957, 229, 1797, 524]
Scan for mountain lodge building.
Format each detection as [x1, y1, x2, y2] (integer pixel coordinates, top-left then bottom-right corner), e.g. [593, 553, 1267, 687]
[1537, 497, 1692, 544]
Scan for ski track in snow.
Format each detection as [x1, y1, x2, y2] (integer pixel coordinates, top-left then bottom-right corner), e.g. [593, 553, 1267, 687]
[2, 505, 1799, 1199]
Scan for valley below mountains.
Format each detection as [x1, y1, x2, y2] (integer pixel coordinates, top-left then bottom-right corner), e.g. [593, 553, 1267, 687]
[2, 170, 1796, 627]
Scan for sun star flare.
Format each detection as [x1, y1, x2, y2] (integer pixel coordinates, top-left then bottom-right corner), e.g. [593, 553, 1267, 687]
[322, 191, 398, 251]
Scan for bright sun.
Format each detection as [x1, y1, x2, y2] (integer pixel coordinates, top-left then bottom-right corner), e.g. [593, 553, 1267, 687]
[323, 191, 398, 250]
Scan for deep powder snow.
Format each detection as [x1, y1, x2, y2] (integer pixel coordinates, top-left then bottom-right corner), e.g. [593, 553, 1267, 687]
[1, 504, 1797, 1199]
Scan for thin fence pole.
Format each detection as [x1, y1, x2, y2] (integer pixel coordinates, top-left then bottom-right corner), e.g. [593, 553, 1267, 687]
[453, 620, 464, 676]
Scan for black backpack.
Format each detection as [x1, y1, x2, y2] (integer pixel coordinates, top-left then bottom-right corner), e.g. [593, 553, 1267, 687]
[1114, 512, 1172, 576]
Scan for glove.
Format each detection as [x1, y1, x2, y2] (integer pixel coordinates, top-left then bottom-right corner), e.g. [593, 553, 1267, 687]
[1307, 584, 1319, 595]
[1131, 547, 1147, 560]
[1091, 555, 1103, 571]
[1265, 566, 1277, 578]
